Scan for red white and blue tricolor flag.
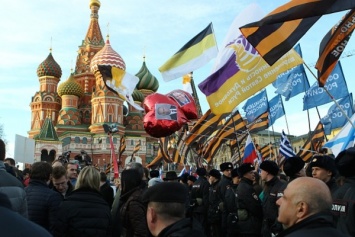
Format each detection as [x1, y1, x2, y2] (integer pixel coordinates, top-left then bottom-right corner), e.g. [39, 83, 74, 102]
[242, 135, 258, 164]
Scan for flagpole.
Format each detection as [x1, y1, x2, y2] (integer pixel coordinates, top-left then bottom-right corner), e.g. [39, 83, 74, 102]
[280, 96, 291, 135]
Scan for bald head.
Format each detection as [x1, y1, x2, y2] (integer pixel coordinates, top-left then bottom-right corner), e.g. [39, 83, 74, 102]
[277, 177, 332, 229]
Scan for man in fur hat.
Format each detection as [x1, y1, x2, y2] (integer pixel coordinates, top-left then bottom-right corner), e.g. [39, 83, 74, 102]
[309, 155, 338, 194]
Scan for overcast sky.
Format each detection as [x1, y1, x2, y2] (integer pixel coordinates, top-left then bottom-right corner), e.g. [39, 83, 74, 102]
[1, 0, 354, 157]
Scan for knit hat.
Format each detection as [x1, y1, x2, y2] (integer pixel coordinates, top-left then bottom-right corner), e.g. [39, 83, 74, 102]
[187, 175, 197, 182]
[335, 147, 355, 178]
[283, 156, 305, 177]
[149, 170, 160, 178]
[220, 162, 233, 171]
[231, 168, 239, 178]
[309, 155, 337, 177]
[143, 182, 187, 203]
[209, 169, 221, 179]
[163, 171, 178, 181]
[237, 163, 255, 177]
[260, 160, 279, 176]
[196, 167, 207, 176]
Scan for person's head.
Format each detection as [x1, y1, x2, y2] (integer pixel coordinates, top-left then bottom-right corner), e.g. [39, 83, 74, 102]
[125, 162, 144, 179]
[65, 162, 78, 180]
[150, 170, 160, 178]
[309, 155, 337, 183]
[157, 106, 170, 116]
[143, 182, 187, 236]
[75, 166, 100, 191]
[23, 168, 30, 178]
[208, 169, 221, 184]
[220, 162, 233, 177]
[260, 160, 279, 182]
[335, 147, 355, 178]
[4, 158, 15, 167]
[100, 171, 108, 184]
[0, 139, 5, 161]
[163, 171, 179, 182]
[52, 159, 63, 168]
[283, 156, 305, 179]
[178, 172, 189, 184]
[121, 169, 142, 194]
[196, 167, 207, 177]
[237, 163, 255, 181]
[231, 168, 240, 184]
[172, 91, 188, 104]
[52, 166, 69, 194]
[30, 161, 52, 182]
[187, 175, 196, 186]
[276, 177, 332, 229]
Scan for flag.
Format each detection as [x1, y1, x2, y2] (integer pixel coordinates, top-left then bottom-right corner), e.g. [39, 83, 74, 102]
[242, 90, 269, 123]
[297, 122, 325, 162]
[272, 44, 310, 101]
[247, 112, 269, 133]
[199, 35, 303, 115]
[159, 23, 218, 81]
[243, 135, 258, 163]
[105, 162, 112, 175]
[108, 134, 119, 178]
[324, 113, 355, 157]
[172, 125, 189, 164]
[260, 143, 275, 161]
[269, 95, 285, 126]
[316, 9, 355, 87]
[118, 136, 126, 168]
[321, 94, 354, 135]
[239, 0, 355, 66]
[131, 140, 141, 161]
[98, 65, 143, 110]
[182, 74, 193, 94]
[279, 130, 296, 158]
[303, 62, 349, 110]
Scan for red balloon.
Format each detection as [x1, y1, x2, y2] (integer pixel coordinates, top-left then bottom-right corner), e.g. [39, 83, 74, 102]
[143, 93, 187, 138]
[166, 90, 198, 120]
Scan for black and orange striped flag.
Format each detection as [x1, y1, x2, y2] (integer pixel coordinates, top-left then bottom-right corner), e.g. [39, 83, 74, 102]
[239, 0, 355, 66]
[248, 112, 269, 133]
[316, 9, 355, 87]
[260, 143, 275, 161]
[296, 122, 325, 162]
[119, 136, 126, 157]
[172, 125, 189, 164]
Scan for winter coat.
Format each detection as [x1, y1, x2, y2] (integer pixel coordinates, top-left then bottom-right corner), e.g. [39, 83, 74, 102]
[157, 218, 206, 237]
[53, 187, 112, 237]
[25, 179, 62, 233]
[100, 181, 114, 208]
[208, 180, 222, 224]
[277, 212, 349, 237]
[0, 161, 28, 218]
[190, 176, 210, 214]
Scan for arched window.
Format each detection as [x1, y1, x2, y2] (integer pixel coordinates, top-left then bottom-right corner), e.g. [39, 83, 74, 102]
[74, 137, 80, 143]
[82, 137, 88, 144]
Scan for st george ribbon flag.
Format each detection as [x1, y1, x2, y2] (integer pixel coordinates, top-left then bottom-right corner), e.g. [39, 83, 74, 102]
[316, 9, 355, 87]
[324, 113, 355, 157]
[243, 134, 258, 164]
[159, 23, 218, 81]
[268, 95, 285, 126]
[279, 130, 295, 158]
[242, 90, 268, 123]
[272, 44, 310, 101]
[239, 0, 355, 66]
[303, 62, 349, 110]
[321, 94, 354, 135]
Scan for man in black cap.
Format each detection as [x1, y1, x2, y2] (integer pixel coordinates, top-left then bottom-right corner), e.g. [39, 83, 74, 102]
[332, 147, 355, 236]
[207, 169, 222, 237]
[259, 160, 286, 237]
[163, 171, 179, 182]
[217, 162, 233, 236]
[143, 182, 206, 237]
[282, 156, 306, 182]
[309, 155, 338, 194]
[236, 163, 263, 236]
[190, 167, 210, 235]
[224, 168, 240, 237]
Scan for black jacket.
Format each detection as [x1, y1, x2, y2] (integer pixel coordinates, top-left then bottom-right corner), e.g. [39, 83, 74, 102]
[100, 182, 114, 208]
[236, 177, 263, 235]
[208, 179, 222, 223]
[53, 187, 112, 237]
[277, 212, 349, 237]
[217, 175, 232, 202]
[25, 179, 62, 233]
[157, 218, 206, 237]
[190, 176, 210, 214]
[326, 177, 339, 196]
[332, 176, 355, 236]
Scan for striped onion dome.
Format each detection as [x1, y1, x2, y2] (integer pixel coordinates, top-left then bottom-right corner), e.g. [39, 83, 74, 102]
[57, 73, 84, 97]
[132, 89, 145, 102]
[37, 52, 62, 78]
[135, 60, 159, 92]
[90, 38, 126, 73]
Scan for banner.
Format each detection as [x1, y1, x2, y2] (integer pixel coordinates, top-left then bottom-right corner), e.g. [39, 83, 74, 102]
[242, 90, 268, 123]
[303, 62, 349, 110]
[269, 95, 285, 126]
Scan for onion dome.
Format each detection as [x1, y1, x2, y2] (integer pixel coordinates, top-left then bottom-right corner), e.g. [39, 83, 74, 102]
[132, 89, 145, 102]
[90, 38, 126, 73]
[57, 73, 84, 97]
[37, 51, 62, 78]
[90, 0, 101, 7]
[135, 59, 159, 92]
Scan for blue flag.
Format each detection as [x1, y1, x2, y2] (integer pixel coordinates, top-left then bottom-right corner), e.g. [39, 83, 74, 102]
[242, 90, 268, 123]
[272, 44, 309, 101]
[321, 94, 354, 135]
[303, 62, 349, 110]
[268, 95, 285, 126]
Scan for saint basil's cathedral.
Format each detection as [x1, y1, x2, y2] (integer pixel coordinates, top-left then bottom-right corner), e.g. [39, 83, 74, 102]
[28, 0, 165, 168]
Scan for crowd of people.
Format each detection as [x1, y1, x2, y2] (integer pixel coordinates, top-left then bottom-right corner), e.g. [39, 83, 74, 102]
[0, 137, 355, 236]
